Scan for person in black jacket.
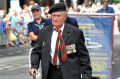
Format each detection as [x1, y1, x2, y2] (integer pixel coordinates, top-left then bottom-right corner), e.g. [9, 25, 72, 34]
[29, 2, 92, 79]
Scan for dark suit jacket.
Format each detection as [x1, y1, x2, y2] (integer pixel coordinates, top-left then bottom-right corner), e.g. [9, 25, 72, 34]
[31, 23, 92, 79]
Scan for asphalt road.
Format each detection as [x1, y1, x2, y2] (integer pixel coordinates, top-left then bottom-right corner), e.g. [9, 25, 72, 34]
[113, 34, 120, 79]
[0, 45, 31, 79]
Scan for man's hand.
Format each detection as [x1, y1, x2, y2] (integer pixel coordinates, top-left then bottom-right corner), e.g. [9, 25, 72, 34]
[29, 68, 38, 77]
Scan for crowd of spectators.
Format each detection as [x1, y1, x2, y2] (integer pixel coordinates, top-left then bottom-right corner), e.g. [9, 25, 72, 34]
[0, 0, 120, 48]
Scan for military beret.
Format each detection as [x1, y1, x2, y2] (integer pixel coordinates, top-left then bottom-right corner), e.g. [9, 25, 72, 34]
[31, 5, 41, 11]
[48, 2, 67, 14]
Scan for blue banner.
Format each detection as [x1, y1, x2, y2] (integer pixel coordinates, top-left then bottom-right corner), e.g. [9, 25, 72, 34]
[69, 14, 114, 79]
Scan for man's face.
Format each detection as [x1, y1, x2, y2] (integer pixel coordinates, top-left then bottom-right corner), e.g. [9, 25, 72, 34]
[103, 0, 109, 6]
[32, 9, 41, 20]
[51, 11, 67, 29]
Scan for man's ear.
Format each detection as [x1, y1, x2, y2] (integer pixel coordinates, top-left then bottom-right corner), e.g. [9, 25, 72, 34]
[66, 14, 68, 17]
[65, 15, 67, 21]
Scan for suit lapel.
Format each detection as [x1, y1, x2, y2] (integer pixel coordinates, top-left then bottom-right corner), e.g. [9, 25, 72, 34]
[47, 25, 53, 51]
[62, 23, 71, 43]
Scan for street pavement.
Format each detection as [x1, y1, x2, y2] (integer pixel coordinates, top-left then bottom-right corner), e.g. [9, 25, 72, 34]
[113, 33, 120, 79]
[0, 45, 31, 79]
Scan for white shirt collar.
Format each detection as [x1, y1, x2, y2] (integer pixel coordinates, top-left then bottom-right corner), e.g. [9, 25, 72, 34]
[54, 23, 65, 32]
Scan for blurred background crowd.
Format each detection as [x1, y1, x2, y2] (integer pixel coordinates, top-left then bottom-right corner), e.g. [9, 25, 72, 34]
[0, 0, 120, 48]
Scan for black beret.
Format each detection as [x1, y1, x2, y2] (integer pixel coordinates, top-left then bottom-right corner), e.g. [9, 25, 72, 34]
[31, 5, 41, 11]
[48, 2, 67, 14]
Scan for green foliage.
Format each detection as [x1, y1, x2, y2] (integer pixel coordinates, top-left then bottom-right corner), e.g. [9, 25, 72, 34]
[114, 0, 120, 2]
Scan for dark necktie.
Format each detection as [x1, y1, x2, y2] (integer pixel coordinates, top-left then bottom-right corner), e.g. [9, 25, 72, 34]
[53, 29, 67, 65]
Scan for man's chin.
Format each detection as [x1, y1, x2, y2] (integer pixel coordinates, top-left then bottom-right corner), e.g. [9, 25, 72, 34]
[35, 17, 41, 20]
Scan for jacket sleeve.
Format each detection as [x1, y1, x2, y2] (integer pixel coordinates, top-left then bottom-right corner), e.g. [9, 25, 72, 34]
[30, 30, 42, 70]
[31, 47, 41, 70]
[76, 29, 92, 79]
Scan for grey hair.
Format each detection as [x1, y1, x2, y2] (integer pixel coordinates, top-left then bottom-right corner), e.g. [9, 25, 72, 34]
[62, 11, 67, 16]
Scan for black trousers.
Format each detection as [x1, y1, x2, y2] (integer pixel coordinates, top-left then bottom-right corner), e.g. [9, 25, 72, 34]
[47, 63, 63, 79]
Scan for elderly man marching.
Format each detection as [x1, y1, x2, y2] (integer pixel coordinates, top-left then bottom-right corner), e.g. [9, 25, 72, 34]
[29, 2, 92, 79]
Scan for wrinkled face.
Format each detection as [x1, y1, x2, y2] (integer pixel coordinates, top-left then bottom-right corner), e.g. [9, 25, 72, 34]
[32, 9, 41, 20]
[51, 11, 67, 29]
